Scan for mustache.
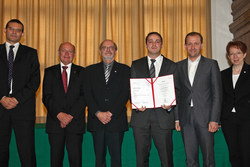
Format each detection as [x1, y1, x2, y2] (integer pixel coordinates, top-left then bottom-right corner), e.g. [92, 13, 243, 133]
[103, 55, 114, 60]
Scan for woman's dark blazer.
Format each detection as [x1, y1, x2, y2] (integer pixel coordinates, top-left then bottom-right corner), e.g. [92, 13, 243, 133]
[221, 62, 250, 121]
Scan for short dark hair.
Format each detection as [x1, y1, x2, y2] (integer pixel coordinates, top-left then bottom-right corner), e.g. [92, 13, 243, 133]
[99, 39, 118, 51]
[185, 32, 203, 44]
[5, 19, 24, 32]
[226, 41, 247, 55]
[145, 32, 163, 44]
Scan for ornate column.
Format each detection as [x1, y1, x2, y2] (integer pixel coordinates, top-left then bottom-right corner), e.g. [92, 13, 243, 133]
[229, 0, 250, 63]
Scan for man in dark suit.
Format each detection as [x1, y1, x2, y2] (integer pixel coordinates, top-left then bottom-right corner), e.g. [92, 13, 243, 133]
[84, 39, 130, 167]
[175, 32, 222, 167]
[0, 19, 40, 167]
[42, 42, 85, 167]
[130, 32, 177, 167]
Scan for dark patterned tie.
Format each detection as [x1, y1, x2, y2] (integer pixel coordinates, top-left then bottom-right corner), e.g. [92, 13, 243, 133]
[104, 65, 110, 84]
[8, 45, 15, 92]
[149, 59, 156, 78]
[62, 66, 68, 93]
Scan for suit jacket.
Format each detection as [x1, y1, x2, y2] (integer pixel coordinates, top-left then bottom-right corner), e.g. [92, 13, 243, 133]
[175, 56, 222, 127]
[42, 64, 86, 134]
[0, 43, 40, 120]
[221, 62, 250, 121]
[130, 56, 177, 129]
[84, 61, 130, 132]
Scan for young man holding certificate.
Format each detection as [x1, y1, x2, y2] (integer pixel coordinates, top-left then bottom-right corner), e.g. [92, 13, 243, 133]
[130, 32, 177, 167]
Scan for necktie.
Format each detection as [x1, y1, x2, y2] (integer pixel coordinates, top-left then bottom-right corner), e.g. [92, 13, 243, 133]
[104, 65, 110, 84]
[8, 45, 15, 92]
[62, 66, 68, 93]
[149, 59, 156, 78]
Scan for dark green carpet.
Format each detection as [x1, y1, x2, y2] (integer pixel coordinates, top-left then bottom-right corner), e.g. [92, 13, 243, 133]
[9, 126, 231, 167]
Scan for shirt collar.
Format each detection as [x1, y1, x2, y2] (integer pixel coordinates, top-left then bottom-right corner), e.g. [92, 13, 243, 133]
[103, 60, 114, 68]
[147, 54, 162, 62]
[188, 55, 201, 64]
[60, 62, 72, 68]
[5, 42, 20, 49]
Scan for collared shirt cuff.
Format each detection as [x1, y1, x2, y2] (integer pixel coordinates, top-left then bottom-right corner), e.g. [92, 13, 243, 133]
[95, 111, 101, 116]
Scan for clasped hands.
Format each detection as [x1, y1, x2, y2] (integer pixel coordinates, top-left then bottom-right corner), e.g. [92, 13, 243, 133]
[96, 111, 112, 125]
[0, 96, 18, 110]
[57, 112, 73, 128]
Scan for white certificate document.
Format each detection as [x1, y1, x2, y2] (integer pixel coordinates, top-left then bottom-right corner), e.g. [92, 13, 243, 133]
[130, 74, 176, 109]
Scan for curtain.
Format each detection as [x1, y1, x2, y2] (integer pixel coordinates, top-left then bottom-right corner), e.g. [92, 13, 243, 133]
[0, 0, 211, 120]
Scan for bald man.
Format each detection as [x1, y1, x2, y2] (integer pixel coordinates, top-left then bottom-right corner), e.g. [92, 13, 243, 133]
[43, 42, 86, 167]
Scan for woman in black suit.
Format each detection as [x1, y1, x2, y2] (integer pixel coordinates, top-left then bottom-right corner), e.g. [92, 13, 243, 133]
[221, 41, 250, 167]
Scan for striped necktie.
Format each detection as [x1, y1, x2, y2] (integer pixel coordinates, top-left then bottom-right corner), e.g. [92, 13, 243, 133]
[149, 59, 156, 78]
[105, 65, 111, 84]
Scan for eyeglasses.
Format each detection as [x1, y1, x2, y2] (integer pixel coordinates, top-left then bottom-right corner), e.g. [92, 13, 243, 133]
[101, 46, 116, 51]
[60, 49, 74, 54]
[7, 27, 22, 33]
[229, 52, 243, 57]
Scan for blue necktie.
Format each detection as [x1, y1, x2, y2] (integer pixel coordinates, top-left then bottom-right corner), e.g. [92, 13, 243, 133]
[8, 45, 15, 92]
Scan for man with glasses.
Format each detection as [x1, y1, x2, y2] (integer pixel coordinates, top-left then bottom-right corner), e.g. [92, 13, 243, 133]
[84, 39, 130, 167]
[0, 19, 40, 167]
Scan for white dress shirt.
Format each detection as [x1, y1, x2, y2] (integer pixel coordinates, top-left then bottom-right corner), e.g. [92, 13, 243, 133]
[188, 55, 201, 106]
[147, 54, 163, 77]
[231, 73, 240, 112]
[60, 62, 72, 86]
[5, 42, 20, 94]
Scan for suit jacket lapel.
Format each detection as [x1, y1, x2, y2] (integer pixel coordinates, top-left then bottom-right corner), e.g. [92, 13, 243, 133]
[67, 64, 77, 93]
[226, 66, 234, 90]
[99, 62, 106, 84]
[14, 44, 24, 64]
[143, 57, 151, 78]
[0, 44, 8, 67]
[107, 61, 119, 85]
[235, 62, 249, 89]
[158, 57, 167, 77]
[192, 56, 204, 87]
[55, 64, 65, 94]
[182, 58, 191, 88]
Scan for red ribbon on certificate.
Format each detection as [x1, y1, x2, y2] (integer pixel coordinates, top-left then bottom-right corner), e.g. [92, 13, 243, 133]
[130, 74, 176, 110]
[145, 77, 159, 108]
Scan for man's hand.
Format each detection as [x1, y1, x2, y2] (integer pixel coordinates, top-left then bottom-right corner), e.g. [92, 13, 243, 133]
[0, 97, 18, 110]
[60, 122, 67, 128]
[57, 112, 73, 127]
[175, 121, 181, 131]
[96, 111, 112, 124]
[208, 121, 219, 132]
[137, 106, 146, 112]
[161, 104, 171, 110]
